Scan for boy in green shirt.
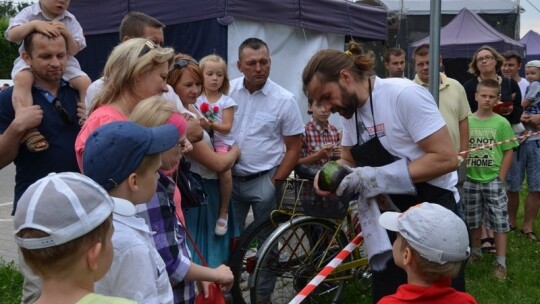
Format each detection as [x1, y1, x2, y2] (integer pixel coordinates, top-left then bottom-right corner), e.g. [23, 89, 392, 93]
[463, 79, 518, 281]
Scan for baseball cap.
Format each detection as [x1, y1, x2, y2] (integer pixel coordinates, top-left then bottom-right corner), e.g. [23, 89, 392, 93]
[83, 121, 179, 190]
[379, 202, 470, 264]
[526, 60, 540, 69]
[14, 172, 134, 250]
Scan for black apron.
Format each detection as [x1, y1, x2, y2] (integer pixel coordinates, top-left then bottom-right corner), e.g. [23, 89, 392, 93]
[351, 80, 464, 302]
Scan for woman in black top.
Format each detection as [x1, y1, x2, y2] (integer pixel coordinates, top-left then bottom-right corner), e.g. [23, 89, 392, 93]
[463, 45, 522, 125]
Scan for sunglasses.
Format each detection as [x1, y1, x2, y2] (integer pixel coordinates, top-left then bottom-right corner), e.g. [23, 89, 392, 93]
[53, 98, 74, 124]
[138, 40, 159, 58]
[174, 58, 199, 69]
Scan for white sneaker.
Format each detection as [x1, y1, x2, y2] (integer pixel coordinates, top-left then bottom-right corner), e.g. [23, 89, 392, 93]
[215, 217, 228, 236]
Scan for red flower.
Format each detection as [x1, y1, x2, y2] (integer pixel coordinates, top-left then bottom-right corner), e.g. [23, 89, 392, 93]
[199, 102, 209, 113]
[213, 105, 220, 113]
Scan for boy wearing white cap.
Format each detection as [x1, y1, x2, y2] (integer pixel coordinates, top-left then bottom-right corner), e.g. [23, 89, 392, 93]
[83, 121, 179, 303]
[14, 172, 135, 304]
[510, 60, 540, 242]
[378, 202, 477, 304]
[522, 60, 540, 112]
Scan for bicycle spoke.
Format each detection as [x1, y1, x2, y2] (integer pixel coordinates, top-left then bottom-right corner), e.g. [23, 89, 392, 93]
[251, 217, 351, 304]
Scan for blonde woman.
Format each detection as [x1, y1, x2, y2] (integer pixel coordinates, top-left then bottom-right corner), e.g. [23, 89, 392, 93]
[130, 97, 234, 303]
[75, 38, 174, 169]
[167, 53, 241, 268]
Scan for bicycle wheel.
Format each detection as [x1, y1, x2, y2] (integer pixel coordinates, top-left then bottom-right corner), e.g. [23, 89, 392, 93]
[250, 216, 349, 304]
[228, 213, 292, 304]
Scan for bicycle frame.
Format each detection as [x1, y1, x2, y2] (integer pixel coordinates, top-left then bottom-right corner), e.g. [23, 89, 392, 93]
[251, 214, 369, 289]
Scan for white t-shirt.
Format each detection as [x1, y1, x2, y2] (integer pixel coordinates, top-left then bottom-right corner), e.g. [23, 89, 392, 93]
[341, 77, 458, 197]
[187, 129, 219, 180]
[196, 94, 237, 145]
[95, 198, 174, 304]
[518, 77, 530, 100]
[7, 3, 86, 79]
[85, 77, 186, 115]
[229, 77, 304, 175]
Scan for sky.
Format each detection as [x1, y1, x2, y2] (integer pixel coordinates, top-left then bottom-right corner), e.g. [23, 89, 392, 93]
[520, 1, 540, 37]
[10, 0, 540, 38]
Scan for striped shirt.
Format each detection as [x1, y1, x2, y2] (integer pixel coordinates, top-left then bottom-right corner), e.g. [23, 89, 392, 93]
[136, 172, 196, 304]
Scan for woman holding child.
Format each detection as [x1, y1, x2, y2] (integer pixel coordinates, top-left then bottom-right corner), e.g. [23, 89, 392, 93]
[168, 53, 241, 268]
[75, 38, 174, 169]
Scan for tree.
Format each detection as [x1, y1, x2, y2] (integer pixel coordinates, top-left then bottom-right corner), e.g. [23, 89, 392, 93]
[0, 1, 33, 78]
[0, 17, 18, 78]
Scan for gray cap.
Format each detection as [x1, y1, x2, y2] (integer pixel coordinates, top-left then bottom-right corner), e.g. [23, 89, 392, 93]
[379, 202, 470, 264]
[526, 60, 540, 69]
[14, 172, 134, 250]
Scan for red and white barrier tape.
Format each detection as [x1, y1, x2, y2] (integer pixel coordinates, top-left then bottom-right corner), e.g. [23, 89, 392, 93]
[458, 130, 540, 155]
[288, 234, 363, 304]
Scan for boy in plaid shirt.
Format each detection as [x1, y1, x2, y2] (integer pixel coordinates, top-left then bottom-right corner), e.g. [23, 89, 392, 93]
[298, 98, 341, 166]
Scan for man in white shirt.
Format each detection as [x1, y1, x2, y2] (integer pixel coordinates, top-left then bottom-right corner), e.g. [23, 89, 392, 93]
[229, 38, 304, 232]
[502, 51, 530, 230]
[502, 51, 530, 99]
[85, 12, 183, 111]
[84, 12, 201, 143]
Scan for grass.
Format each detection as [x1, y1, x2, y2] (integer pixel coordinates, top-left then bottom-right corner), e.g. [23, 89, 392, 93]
[340, 184, 540, 304]
[0, 258, 23, 304]
[465, 183, 540, 304]
[0, 187, 538, 304]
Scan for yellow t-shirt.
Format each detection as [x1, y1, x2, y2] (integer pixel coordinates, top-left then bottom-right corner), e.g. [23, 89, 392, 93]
[76, 293, 137, 304]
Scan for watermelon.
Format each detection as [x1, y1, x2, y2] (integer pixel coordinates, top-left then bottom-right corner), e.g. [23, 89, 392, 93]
[317, 161, 351, 193]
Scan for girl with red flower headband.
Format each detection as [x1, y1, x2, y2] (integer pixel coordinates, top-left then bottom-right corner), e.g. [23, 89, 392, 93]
[196, 54, 238, 236]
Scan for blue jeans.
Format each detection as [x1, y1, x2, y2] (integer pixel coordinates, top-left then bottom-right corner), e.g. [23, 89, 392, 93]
[507, 140, 540, 192]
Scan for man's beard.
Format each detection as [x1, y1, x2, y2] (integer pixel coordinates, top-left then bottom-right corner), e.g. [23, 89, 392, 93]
[337, 84, 361, 119]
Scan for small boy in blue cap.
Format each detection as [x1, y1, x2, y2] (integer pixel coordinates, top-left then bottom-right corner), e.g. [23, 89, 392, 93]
[83, 121, 179, 303]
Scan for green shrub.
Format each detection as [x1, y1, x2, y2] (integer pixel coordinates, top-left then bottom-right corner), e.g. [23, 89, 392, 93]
[0, 258, 23, 304]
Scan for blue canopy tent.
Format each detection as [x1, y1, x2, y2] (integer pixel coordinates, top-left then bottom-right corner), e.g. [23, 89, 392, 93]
[409, 8, 525, 58]
[70, 0, 388, 80]
[69, 0, 387, 123]
[521, 30, 540, 62]
[408, 8, 525, 84]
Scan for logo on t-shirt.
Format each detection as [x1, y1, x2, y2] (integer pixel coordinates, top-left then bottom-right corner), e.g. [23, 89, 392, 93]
[366, 123, 386, 138]
[467, 128, 496, 167]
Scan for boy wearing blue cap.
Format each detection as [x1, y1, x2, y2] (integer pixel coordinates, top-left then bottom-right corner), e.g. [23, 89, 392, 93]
[83, 121, 179, 303]
[378, 203, 477, 304]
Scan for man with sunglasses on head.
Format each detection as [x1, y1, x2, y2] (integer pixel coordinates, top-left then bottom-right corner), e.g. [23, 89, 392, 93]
[85, 12, 182, 111]
[83, 12, 202, 144]
[0, 31, 81, 304]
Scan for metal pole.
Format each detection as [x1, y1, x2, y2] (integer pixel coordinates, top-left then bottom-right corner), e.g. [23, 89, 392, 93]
[428, 0, 441, 105]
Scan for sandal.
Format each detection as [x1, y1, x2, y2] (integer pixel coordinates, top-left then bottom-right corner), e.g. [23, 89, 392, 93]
[21, 129, 49, 152]
[481, 237, 496, 254]
[215, 216, 228, 236]
[520, 229, 539, 242]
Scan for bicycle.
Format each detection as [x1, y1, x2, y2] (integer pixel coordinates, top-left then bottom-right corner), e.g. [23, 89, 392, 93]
[228, 173, 372, 304]
[249, 178, 372, 304]
[227, 179, 303, 304]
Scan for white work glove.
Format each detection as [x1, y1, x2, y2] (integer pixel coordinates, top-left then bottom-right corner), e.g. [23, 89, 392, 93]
[335, 158, 416, 200]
